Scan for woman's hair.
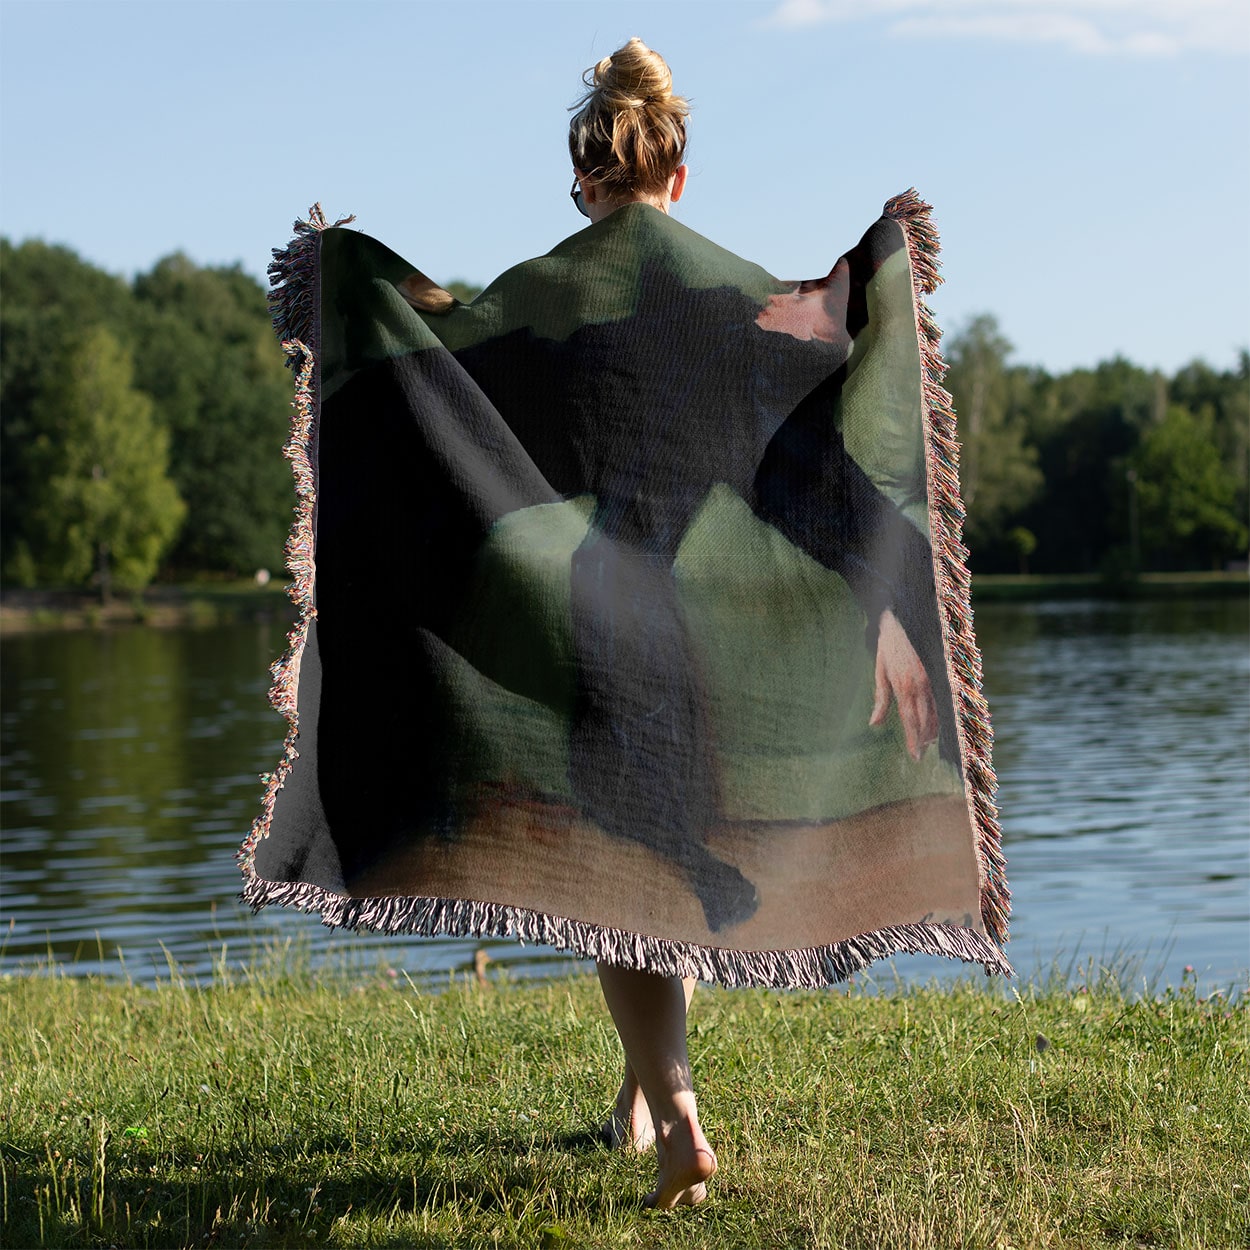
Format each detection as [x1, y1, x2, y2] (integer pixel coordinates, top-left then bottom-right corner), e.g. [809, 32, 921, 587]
[568, 38, 688, 197]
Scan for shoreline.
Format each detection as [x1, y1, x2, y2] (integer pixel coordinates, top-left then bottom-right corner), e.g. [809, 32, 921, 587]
[0, 581, 295, 634]
[1, 571, 1245, 635]
[970, 569, 1249, 602]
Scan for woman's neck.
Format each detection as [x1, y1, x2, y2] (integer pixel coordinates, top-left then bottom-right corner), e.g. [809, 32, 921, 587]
[586, 193, 670, 225]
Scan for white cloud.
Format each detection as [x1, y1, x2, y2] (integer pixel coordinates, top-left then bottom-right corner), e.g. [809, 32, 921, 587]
[766, 0, 1250, 57]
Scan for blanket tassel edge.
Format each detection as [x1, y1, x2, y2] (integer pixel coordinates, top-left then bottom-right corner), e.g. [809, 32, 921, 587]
[240, 870, 1014, 988]
[884, 188, 1011, 954]
[239, 204, 352, 890]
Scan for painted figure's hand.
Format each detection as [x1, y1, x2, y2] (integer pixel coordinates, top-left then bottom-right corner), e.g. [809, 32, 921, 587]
[754, 272, 844, 343]
[870, 609, 939, 761]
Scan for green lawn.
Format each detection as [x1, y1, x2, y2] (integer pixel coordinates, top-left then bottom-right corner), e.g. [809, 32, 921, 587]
[2, 961, 1246, 1249]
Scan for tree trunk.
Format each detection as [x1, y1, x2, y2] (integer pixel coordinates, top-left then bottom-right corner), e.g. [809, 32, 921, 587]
[98, 541, 112, 606]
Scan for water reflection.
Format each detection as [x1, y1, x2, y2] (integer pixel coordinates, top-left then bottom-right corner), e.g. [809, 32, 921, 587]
[1, 598, 1246, 989]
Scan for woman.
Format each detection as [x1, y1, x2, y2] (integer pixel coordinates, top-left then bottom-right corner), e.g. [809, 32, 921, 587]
[564, 37, 939, 1209]
[245, 35, 1009, 1217]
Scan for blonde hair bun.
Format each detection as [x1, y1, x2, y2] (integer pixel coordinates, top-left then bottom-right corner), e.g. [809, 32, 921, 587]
[592, 36, 676, 109]
[569, 38, 689, 197]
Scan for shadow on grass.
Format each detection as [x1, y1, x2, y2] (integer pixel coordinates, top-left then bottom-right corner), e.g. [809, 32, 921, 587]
[6, 1124, 633, 1249]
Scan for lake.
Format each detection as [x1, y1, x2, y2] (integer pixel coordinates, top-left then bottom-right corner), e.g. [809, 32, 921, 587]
[2, 597, 1246, 993]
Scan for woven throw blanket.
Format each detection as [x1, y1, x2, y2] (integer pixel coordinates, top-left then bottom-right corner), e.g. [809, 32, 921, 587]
[238, 191, 1011, 987]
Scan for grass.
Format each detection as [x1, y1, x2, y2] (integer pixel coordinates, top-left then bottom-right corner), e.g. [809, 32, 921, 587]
[1, 959, 1246, 1249]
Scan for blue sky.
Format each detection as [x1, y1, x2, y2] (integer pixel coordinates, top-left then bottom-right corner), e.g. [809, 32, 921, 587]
[2, 0, 1247, 375]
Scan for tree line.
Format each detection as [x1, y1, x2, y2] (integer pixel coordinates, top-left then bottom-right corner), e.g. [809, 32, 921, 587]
[2, 239, 295, 596]
[946, 316, 1247, 576]
[1, 238, 1246, 596]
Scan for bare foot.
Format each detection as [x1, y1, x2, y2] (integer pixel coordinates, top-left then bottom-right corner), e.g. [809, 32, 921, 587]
[644, 1118, 717, 1209]
[601, 1076, 655, 1151]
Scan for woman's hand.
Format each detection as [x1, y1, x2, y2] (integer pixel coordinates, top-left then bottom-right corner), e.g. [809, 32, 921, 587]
[870, 609, 939, 761]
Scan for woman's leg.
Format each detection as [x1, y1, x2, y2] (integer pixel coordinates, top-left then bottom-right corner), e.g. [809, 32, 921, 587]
[596, 964, 716, 1208]
[603, 977, 696, 1151]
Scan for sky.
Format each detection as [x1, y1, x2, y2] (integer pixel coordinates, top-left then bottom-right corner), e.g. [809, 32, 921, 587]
[2, 0, 1247, 376]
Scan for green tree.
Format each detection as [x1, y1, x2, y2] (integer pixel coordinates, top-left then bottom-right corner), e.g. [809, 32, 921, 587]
[21, 327, 185, 598]
[943, 315, 1042, 559]
[1007, 526, 1037, 574]
[131, 255, 292, 574]
[445, 279, 483, 304]
[1020, 357, 1161, 573]
[1, 239, 139, 578]
[1169, 353, 1250, 539]
[1132, 405, 1247, 569]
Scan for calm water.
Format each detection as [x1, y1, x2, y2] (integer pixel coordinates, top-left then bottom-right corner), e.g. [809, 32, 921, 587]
[2, 598, 1247, 990]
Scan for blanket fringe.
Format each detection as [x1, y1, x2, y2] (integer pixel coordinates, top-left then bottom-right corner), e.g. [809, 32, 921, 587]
[236, 340, 317, 876]
[240, 871, 1013, 988]
[266, 204, 355, 363]
[239, 206, 347, 876]
[883, 188, 1011, 948]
